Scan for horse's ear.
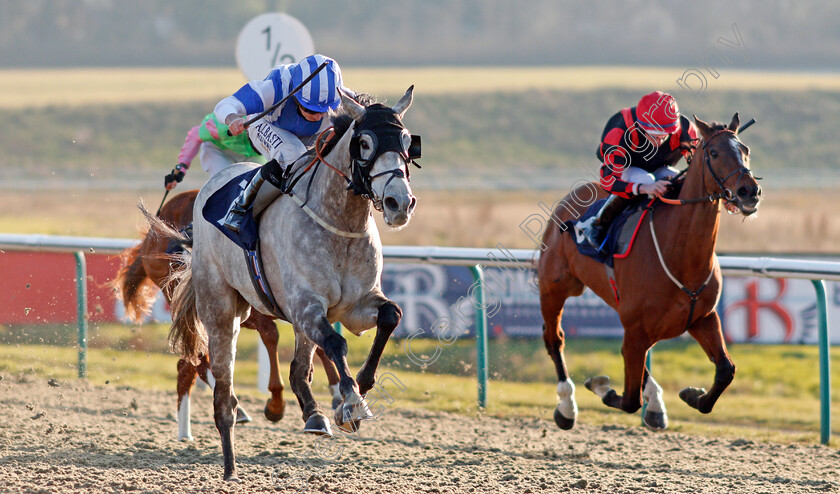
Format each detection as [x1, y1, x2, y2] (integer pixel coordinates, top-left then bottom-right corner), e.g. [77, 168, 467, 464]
[340, 89, 366, 120]
[693, 114, 712, 137]
[728, 112, 740, 133]
[392, 85, 414, 118]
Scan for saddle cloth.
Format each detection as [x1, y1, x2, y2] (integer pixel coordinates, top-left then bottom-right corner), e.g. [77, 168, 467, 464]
[568, 198, 651, 268]
[202, 168, 262, 251]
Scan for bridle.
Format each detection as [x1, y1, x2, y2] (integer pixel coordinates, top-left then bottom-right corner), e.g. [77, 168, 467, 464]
[658, 128, 756, 209]
[282, 107, 421, 218]
[347, 108, 421, 212]
[700, 129, 755, 211]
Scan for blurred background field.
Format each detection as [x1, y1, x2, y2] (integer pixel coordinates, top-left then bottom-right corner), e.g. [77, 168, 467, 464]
[1, 66, 840, 252]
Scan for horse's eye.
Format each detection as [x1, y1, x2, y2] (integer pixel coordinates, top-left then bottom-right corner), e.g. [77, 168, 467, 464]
[360, 141, 370, 150]
[710, 150, 719, 159]
[400, 129, 412, 153]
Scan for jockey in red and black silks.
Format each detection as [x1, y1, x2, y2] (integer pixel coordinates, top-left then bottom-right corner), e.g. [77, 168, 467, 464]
[580, 91, 698, 252]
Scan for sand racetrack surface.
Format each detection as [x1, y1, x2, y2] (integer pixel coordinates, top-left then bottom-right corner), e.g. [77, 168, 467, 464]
[1, 374, 838, 493]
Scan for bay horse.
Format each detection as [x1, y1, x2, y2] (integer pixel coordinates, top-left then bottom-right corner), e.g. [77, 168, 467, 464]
[161, 87, 418, 480]
[538, 113, 761, 431]
[112, 190, 341, 441]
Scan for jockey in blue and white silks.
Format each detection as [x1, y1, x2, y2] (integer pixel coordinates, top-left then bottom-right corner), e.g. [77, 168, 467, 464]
[214, 54, 352, 233]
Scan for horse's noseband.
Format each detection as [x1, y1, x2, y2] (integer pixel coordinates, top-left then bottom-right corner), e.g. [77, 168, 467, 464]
[348, 107, 421, 211]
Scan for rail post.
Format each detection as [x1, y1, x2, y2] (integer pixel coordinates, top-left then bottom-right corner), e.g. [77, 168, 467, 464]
[468, 265, 489, 409]
[74, 251, 88, 378]
[811, 280, 831, 444]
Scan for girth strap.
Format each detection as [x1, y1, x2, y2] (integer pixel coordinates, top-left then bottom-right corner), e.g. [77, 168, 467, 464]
[244, 241, 287, 321]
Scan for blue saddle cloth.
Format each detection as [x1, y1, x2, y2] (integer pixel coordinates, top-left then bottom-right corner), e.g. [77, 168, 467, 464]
[568, 199, 646, 268]
[202, 168, 261, 251]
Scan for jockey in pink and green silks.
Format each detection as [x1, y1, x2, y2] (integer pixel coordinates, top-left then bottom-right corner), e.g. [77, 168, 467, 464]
[164, 112, 264, 190]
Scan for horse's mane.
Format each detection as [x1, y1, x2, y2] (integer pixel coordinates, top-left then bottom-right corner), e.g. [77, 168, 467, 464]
[317, 92, 378, 156]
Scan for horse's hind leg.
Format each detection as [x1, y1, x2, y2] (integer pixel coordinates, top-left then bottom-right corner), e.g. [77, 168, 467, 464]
[176, 358, 198, 441]
[198, 291, 244, 481]
[191, 354, 252, 424]
[289, 332, 332, 436]
[539, 251, 585, 430]
[315, 347, 342, 409]
[679, 312, 735, 414]
[243, 312, 286, 422]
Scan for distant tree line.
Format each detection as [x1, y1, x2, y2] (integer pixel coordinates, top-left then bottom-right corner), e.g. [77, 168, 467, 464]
[1, 0, 836, 68]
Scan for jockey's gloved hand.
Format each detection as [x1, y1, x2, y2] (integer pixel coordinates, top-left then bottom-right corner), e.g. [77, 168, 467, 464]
[165, 163, 187, 190]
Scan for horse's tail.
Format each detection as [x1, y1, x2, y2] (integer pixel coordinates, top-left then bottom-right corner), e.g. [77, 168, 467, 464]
[110, 226, 160, 323]
[138, 203, 207, 364]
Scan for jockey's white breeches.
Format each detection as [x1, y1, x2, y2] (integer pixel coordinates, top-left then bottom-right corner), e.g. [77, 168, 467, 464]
[621, 165, 679, 185]
[199, 143, 251, 176]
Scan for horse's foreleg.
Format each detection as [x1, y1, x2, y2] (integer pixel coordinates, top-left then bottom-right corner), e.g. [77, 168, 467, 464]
[584, 336, 649, 414]
[289, 332, 332, 436]
[356, 301, 402, 395]
[302, 311, 372, 432]
[642, 367, 668, 429]
[176, 358, 198, 441]
[680, 312, 735, 414]
[247, 313, 286, 422]
[315, 347, 342, 409]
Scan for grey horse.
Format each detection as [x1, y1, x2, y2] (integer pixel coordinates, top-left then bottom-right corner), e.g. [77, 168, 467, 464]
[162, 88, 418, 481]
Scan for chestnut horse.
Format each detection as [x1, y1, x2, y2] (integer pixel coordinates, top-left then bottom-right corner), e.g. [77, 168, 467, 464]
[112, 190, 341, 441]
[538, 113, 761, 430]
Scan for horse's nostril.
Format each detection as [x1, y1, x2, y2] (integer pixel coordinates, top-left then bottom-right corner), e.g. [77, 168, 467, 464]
[408, 196, 417, 212]
[384, 197, 399, 211]
[737, 185, 760, 198]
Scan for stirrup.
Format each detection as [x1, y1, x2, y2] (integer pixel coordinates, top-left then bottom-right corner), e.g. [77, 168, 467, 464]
[222, 205, 248, 233]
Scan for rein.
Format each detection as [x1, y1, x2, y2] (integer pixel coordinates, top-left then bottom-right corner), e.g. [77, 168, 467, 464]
[281, 127, 371, 239]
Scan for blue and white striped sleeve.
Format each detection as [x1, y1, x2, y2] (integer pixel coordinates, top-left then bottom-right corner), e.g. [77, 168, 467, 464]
[214, 64, 294, 122]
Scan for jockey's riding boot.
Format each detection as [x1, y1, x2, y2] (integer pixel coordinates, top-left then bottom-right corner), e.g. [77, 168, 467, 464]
[581, 195, 630, 251]
[222, 159, 285, 233]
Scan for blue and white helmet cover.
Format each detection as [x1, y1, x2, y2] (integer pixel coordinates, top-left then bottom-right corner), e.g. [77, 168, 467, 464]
[291, 54, 342, 113]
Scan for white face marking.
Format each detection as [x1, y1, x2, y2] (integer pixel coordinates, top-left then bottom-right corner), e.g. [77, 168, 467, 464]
[370, 152, 415, 228]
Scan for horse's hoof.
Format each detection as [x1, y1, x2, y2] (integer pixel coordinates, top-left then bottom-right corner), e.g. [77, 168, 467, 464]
[303, 413, 333, 437]
[643, 411, 668, 430]
[584, 376, 610, 394]
[334, 400, 373, 433]
[235, 406, 252, 424]
[679, 387, 706, 410]
[178, 434, 194, 442]
[224, 475, 240, 482]
[331, 395, 343, 410]
[264, 401, 285, 422]
[553, 407, 576, 431]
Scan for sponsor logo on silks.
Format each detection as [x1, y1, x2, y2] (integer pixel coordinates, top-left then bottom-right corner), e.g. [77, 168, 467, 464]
[254, 123, 286, 150]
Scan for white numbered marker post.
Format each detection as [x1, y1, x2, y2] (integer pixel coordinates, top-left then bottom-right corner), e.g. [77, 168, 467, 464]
[235, 13, 315, 81]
